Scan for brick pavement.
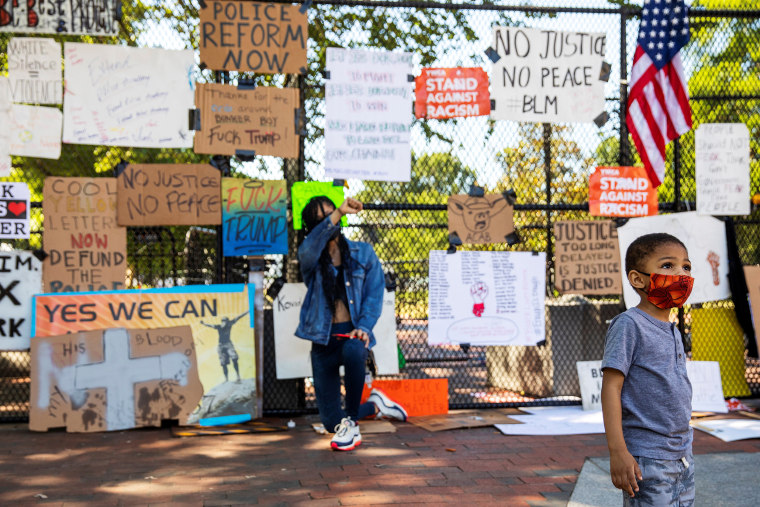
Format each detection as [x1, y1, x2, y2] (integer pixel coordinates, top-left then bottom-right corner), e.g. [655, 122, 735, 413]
[1, 416, 760, 506]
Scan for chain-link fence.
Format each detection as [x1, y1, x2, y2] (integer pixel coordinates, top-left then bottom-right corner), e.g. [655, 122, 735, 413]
[2, 2, 759, 422]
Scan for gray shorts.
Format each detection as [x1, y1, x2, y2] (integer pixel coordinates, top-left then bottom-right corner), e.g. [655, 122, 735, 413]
[623, 454, 694, 507]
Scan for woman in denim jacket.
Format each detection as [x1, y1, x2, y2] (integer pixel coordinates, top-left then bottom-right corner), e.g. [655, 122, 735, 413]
[297, 196, 407, 451]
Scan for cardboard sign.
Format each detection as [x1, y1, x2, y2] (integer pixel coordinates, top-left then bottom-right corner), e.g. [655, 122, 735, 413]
[8, 37, 62, 104]
[117, 164, 221, 226]
[361, 378, 449, 417]
[554, 220, 622, 295]
[42, 177, 127, 293]
[222, 178, 287, 256]
[576, 360, 603, 411]
[490, 27, 607, 123]
[199, 0, 307, 73]
[290, 181, 346, 230]
[447, 194, 514, 244]
[0, 182, 30, 239]
[325, 48, 413, 182]
[415, 68, 490, 119]
[272, 283, 399, 379]
[0, 251, 41, 350]
[743, 265, 760, 366]
[0, 77, 11, 176]
[194, 83, 299, 158]
[9, 104, 62, 159]
[30, 326, 203, 432]
[686, 361, 727, 413]
[33, 284, 258, 423]
[62, 43, 194, 148]
[616, 212, 729, 308]
[696, 123, 750, 216]
[589, 166, 658, 217]
[0, 1, 120, 35]
[428, 250, 546, 346]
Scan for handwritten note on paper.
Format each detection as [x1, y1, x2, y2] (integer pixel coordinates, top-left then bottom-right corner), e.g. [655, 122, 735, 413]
[62, 43, 194, 149]
[194, 83, 299, 158]
[117, 164, 221, 226]
[490, 27, 607, 123]
[0, 1, 120, 35]
[0, 78, 11, 176]
[221, 178, 287, 256]
[9, 104, 62, 159]
[8, 37, 62, 104]
[0, 182, 31, 239]
[554, 220, 622, 295]
[325, 48, 413, 182]
[0, 251, 42, 350]
[696, 123, 750, 216]
[43, 177, 127, 293]
[199, 1, 307, 73]
[427, 250, 546, 346]
[686, 361, 727, 413]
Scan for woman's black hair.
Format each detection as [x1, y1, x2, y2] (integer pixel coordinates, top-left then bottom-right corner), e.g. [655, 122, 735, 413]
[302, 196, 352, 315]
[625, 233, 687, 275]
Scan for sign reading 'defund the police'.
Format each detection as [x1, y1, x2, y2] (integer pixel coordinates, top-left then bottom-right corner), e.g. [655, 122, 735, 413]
[490, 27, 607, 123]
[0, 182, 30, 239]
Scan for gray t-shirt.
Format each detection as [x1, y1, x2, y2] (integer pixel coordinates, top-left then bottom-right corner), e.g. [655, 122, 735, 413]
[602, 307, 693, 460]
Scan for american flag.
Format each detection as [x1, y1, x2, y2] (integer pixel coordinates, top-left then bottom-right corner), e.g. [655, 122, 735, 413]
[626, 0, 692, 187]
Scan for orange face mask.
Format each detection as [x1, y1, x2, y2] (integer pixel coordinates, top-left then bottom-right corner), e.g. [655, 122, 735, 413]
[637, 271, 694, 309]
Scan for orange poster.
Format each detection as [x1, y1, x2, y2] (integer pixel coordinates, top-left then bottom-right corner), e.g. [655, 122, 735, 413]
[415, 68, 490, 119]
[589, 166, 658, 217]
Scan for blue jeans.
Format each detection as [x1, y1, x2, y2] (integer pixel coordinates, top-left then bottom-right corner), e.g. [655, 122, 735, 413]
[311, 321, 375, 431]
[623, 454, 695, 506]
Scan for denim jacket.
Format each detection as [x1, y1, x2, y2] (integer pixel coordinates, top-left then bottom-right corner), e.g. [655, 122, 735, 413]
[295, 215, 384, 349]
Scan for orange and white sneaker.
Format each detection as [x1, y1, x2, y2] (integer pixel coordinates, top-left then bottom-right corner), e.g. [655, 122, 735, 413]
[331, 417, 361, 451]
[368, 388, 408, 422]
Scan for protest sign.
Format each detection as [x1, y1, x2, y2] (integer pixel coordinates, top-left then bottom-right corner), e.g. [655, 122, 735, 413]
[290, 181, 346, 230]
[117, 164, 221, 226]
[576, 360, 603, 411]
[447, 194, 514, 244]
[0, 182, 30, 239]
[490, 27, 607, 123]
[0, 0, 120, 35]
[428, 250, 546, 346]
[42, 177, 126, 293]
[33, 284, 257, 423]
[686, 361, 727, 413]
[222, 178, 287, 256]
[8, 37, 62, 104]
[272, 283, 399, 379]
[589, 166, 658, 217]
[325, 48, 413, 182]
[0, 77, 10, 176]
[9, 104, 62, 159]
[30, 326, 203, 432]
[745, 265, 760, 358]
[0, 251, 41, 350]
[415, 67, 490, 119]
[696, 123, 750, 216]
[616, 212, 729, 308]
[62, 43, 194, 148]
[199, 0, 307, 73]
[193, 83, 299, 158]
[554, 220, 622, 295]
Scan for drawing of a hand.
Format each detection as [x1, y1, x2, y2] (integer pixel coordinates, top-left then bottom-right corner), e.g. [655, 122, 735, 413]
[470, 282, 488, 317]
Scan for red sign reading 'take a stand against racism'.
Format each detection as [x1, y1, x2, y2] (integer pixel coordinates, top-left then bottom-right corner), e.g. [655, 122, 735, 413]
[415, 67, 490, 119]
[589, 166, 659, 217]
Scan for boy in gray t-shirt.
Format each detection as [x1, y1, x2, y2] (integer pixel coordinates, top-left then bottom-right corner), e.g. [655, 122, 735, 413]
[602, 233, 695, 506]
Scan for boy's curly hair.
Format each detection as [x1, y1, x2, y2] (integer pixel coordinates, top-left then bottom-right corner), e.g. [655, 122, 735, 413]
[625, 233, 687, 275]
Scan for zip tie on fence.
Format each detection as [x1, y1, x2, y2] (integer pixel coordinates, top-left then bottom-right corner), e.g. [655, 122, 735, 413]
[237, 79, 256, 90]
[113, 159, 129, 177]
[114, 0, 123, 20]
[468, 184, 485, 197]
[322, 70, 331, 80]
[447, 232, 462, 254]
[299, 0, 313, 13]
[599, 61, 612, 82]
[502, 189, 517, 206]
[235, 150, 256, 162]
[505, 231, 520, 246]
[32, 249, 48, 262]
[188, 109, 201, 131]
[198, 0, 207, 9]
[593, 111, 609, 127]
[490, 98, 496, 111]
[484, 46, 500, 63]
[332, 178, 348, 189]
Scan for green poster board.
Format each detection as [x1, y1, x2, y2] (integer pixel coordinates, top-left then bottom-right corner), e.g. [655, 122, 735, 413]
[291, 181, 347, 230]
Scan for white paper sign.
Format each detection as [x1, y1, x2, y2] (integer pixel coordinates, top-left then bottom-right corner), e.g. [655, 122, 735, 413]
[0, 78, 11, 176]
[686, 361, 727, 413]
[0, 251, 42, 350]
[490, 27, 607, 123]
[325, 48, 412, 182]
[10, 105, 62, 159]
[692, 418, 760, 442]
[616, 212, 730, 308]
[427, 250, 546, 346]
[8, 37, 62, 104]
[696, 123, 750, 216]
[272, 283, 399, 379]
[577, 360, 603, 411]
[0, 1, 119, 35]
[62, 43, 194, 149]
[0, 182, 31, 239]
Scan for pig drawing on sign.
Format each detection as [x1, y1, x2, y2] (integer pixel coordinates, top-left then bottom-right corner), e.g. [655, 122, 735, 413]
[450, 196, 509, 243]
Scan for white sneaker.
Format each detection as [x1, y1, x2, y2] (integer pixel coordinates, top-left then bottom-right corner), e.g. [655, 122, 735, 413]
[331, 417, 361, 451]
[368, 388, 408, 422]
